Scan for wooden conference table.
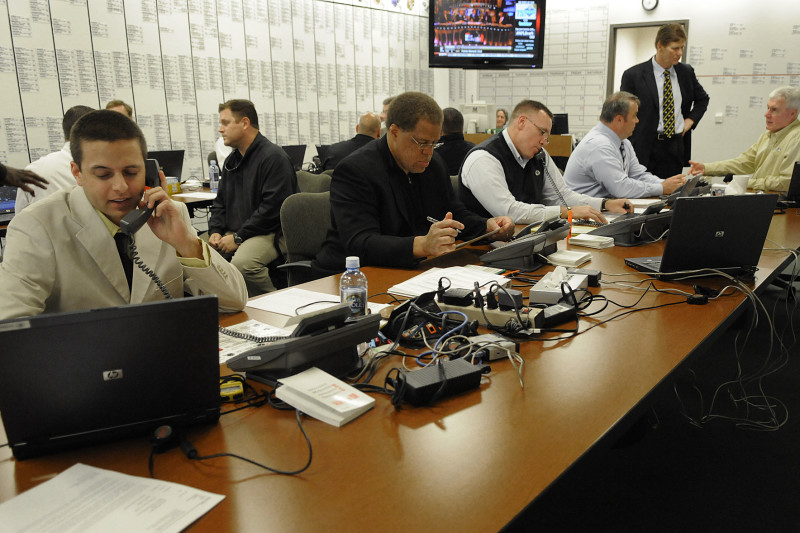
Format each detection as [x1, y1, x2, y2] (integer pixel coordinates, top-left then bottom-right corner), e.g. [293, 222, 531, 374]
[2, 210, 799, 532]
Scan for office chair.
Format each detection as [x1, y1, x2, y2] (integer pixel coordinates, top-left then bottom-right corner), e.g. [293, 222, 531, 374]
[296, 170, 332, 193]
[278, 192, 331, 286]
[207, 151, 217, 166]
[322, 169, 335, 177]
[450, 175, 459, 195]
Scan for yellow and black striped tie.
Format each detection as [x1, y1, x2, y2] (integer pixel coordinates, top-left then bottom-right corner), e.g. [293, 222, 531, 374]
[662, 72, 675, 137]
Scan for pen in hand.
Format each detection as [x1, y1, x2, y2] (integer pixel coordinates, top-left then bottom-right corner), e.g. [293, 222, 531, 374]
[426, 216, 462, 233]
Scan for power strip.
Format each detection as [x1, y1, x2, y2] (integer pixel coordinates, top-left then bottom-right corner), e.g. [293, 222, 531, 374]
[467, 333, 519, 361]
[438, 301, 541, 329]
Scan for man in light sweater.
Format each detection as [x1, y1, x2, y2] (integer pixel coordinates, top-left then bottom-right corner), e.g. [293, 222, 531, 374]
[689, 86, 800, 191]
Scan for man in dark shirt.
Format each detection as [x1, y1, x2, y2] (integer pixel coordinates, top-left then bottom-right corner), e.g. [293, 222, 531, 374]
[437, 107, 475, 176]
[313, 91, 514, 275]
[208, 99, 298, 295]
[321, 112, 380, 171]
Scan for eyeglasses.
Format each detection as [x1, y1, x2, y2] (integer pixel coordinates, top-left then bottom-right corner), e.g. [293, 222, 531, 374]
[522, 116, 550, 144]
[409, 135, 444, 151]
[224, 153, 243, 172]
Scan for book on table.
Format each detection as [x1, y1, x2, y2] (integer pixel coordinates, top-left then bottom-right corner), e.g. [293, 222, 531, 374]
[276, 367, 375, 427]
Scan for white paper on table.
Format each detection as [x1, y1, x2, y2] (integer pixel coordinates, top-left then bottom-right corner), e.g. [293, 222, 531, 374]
[627, 198, 663, 208]
[0, 463, 224, 533]
[387, 266, 509, 298]
[246, 288, 390, 317]
[172, 191, 216, 200]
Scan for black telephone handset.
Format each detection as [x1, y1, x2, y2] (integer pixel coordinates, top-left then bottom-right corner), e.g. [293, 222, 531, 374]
[120, 159, 160, 235]
[512, 150, 565, 241]
[512, 217, 563, 241]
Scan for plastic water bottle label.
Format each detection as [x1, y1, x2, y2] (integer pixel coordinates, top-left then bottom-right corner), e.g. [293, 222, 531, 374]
[341, 287, 367, 317]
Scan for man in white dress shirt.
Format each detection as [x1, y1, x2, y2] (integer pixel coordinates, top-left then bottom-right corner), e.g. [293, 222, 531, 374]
[15, 105, 94, 212]
[564, 92, 685, 198]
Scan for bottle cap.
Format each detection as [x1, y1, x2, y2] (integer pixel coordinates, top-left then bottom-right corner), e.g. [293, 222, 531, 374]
[345, 256, 360, 269]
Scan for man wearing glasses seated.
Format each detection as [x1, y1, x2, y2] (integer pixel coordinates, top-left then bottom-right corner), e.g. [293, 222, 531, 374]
[312, 91, 514, 275]
[208, 99, 298, 295]
[459, 99, 632, 225]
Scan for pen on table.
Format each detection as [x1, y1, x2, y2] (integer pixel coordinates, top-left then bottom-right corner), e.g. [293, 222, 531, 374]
[426, 216, 462, 233]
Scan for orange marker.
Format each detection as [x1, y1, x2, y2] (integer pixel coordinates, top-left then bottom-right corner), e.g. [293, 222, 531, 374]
[567, 209, 573, 243]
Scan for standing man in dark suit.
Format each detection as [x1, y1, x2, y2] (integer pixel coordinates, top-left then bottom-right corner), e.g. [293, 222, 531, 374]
[620, 23, 709, 179]
[321, 112, 381, 171]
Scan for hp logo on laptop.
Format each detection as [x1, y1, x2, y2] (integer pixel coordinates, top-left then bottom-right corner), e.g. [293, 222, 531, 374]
[103, 369, 124, 381]
[715, 231, 725, 238]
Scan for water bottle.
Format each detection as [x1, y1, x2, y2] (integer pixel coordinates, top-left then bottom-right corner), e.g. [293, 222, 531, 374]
[340, 256, 368, 317]
[208, 160, 220, 192]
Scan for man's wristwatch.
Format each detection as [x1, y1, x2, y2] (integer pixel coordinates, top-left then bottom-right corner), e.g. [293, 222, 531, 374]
[601, 198, 608, 212]
[233, 233, 243, 245]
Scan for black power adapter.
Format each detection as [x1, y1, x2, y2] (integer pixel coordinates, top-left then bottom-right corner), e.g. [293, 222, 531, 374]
[567, 268, 601, 287]
[533, 302, 577, 329]
[397, 359, 483, 406]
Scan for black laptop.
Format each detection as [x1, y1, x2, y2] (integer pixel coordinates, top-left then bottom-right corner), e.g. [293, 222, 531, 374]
[147, 149, 185, 179]
[281, 144, 306, 171]
[625, 194, 778, 278]
[779, 161, 800, 204]
[0, 185, 15, 223]
[0, 296, 221, 459]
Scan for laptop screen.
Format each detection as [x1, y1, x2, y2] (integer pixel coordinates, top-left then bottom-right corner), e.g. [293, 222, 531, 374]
[0, 185, 15, 213]
[147, 150, 185, 179]
[281, 145, 306, 170]
[786, 161, 800, 201]
[0, 295, 221, 459]
[659, 194, 778, 273]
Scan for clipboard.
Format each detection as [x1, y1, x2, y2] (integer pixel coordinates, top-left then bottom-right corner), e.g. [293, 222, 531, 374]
[455, 227, 502, 249]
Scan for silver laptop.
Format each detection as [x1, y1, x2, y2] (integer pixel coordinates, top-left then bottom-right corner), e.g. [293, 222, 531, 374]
[625, 194, 778, 278]
[0, 296, 221, 459]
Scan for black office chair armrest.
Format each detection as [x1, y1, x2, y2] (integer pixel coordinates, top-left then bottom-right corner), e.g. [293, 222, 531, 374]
[278, 260, 326, 286]
[277, 260, 313, 272]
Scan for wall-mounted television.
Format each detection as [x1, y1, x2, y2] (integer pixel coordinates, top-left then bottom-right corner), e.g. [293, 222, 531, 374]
[430, 0, 546, 70]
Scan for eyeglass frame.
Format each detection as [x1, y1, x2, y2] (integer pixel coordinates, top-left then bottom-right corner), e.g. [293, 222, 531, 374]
[408, 134, 444, 151]
[521, 115, 551, 144]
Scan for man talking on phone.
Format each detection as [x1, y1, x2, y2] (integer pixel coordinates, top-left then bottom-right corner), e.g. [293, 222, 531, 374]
[459, 99, 632, 225]
[0, 110, 247, 320]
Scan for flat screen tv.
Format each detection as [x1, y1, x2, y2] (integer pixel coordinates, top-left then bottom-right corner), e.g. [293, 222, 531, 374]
[430, 0, 546, 70]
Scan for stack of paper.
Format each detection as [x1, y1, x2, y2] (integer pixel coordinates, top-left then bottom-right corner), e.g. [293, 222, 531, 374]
[276, 367, 375, 427]
[568, 233, 615, 249]
[546, 249, 592, 267]
[388, 266, 510, 298]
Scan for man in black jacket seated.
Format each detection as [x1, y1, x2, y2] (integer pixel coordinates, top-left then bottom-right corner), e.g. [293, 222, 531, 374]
[321, 112, 381, 171]
[208, 99, 298, 295]
[313, 91, 514, 276]
[437, 107, 475, 176]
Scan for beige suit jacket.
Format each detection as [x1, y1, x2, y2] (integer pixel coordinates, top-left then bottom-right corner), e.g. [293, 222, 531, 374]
[0, 187, 247, 320]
